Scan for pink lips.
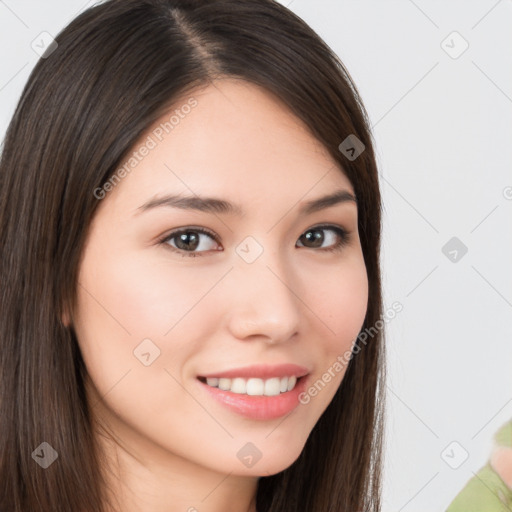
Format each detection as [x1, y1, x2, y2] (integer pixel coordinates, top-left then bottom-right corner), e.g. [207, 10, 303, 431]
[196, 363, 311, 420]
[197, 363, 310, 380]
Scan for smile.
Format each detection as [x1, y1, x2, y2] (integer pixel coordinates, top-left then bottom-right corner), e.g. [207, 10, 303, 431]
[198, 375, 299, 396]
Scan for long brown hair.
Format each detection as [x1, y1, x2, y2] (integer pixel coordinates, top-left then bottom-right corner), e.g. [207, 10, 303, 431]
[0, 1, 385, 510]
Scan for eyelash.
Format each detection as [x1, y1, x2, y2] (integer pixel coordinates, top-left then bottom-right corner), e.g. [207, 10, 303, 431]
[157, 224, 351, 258]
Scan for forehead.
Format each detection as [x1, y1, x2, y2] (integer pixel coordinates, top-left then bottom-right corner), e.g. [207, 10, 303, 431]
[100, 78, 354, 214]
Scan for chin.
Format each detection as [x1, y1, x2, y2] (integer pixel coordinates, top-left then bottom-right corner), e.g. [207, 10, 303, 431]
[237, 446, 305, 477]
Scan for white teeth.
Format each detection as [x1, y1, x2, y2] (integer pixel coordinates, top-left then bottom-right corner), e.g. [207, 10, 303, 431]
[203, 375, 300, 396]
[231, 378, 247, 394]
[264, 377, 281, 396]
[246, 378, 264, 395]
[287, 375, 297, 391]
[218, 378, 231, 391]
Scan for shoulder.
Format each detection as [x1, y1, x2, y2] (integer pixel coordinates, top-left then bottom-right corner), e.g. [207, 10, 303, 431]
[494, 420, 512, 448]
[446, 463, 512, 511]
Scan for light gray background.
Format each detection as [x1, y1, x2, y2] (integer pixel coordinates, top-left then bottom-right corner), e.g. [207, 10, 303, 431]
[1, 1, 511, 511]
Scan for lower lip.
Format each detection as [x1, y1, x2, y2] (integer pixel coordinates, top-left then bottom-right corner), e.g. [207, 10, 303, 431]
[197, 375, 309, 420]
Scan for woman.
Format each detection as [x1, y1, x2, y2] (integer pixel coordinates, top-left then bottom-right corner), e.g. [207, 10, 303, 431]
[0, 1, 385, 510]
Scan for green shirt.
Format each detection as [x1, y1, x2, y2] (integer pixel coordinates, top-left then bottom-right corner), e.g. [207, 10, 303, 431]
[446, 421, 512, 511]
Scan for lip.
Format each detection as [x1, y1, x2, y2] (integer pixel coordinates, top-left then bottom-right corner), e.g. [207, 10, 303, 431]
[197, 363, 310, 380]
[197, 373, 310, 420]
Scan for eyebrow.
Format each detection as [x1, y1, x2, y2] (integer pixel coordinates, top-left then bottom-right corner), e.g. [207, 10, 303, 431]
[135, 189, 357, 217]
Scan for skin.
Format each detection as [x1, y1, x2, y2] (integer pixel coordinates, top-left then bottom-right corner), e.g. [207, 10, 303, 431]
[65, 78, 369, 512]
[491, 447, 512, 489]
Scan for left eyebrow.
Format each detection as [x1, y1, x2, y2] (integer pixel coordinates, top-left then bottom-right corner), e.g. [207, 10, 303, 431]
[135, 189, 357, 217]
[300, 189, 357, 215]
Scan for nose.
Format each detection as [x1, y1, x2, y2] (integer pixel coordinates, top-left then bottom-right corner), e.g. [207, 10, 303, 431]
[224, 256, 302, 345]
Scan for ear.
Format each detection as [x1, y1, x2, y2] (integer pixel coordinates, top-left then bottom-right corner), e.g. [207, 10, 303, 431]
[61, 305, 72, 328]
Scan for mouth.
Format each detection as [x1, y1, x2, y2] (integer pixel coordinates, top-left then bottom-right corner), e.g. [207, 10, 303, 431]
[197, 375, 305, 396]
[195, 363, 311, 419]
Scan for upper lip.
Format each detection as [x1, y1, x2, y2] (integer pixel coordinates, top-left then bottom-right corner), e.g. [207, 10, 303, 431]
[198, 363, 310, 380]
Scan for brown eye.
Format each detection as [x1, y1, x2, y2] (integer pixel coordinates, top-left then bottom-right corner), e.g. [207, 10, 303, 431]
[297, 225, 350, 252]
[160, 227, 220, 257]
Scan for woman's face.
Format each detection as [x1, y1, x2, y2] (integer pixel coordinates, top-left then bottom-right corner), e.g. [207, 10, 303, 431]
[70, 78, 368, 478]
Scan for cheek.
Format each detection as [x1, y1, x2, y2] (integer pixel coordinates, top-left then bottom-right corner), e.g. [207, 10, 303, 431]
[75, 244, 213, 338]
[72, 243, 222, 384]
[72, 244, 210, 428]
[312, 255, 369, 352]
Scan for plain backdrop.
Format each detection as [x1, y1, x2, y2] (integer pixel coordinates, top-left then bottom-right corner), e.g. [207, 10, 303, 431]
[1, 1, 512, 511]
